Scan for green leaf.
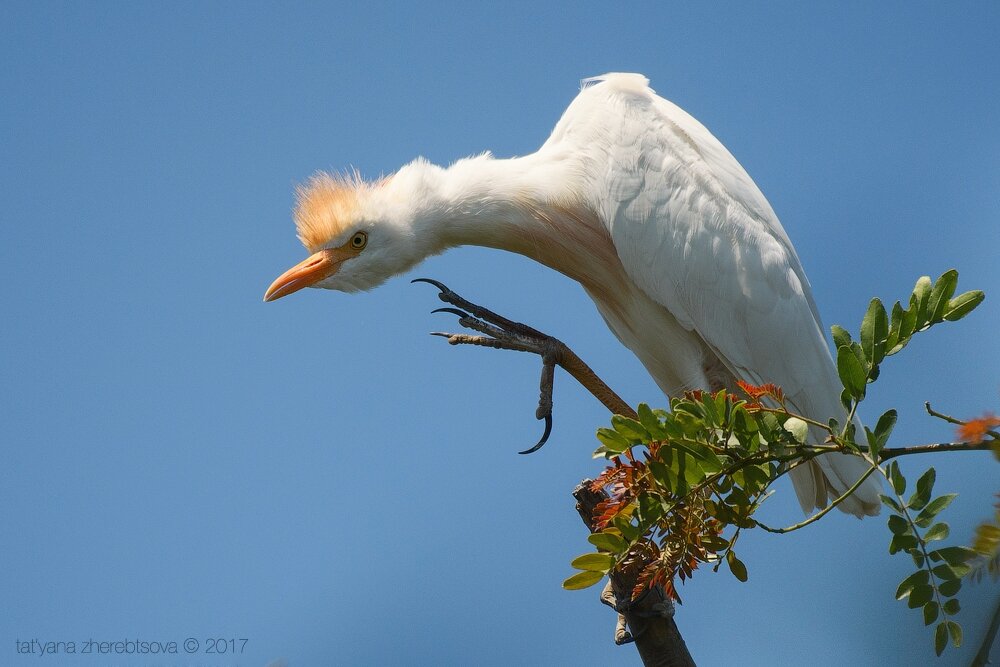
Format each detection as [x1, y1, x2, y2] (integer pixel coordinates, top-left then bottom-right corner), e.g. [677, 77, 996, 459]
[887, 514, 912, 536]
[841, 422, 861, 453]
[614, 516, 640, 542]
[938, 579, 961, 597]
[666, 451, 695, 495]
[886, 301, 905, 353]
[697, 448, 724, 475]
[879, 494, 903, 513]
[887, 461, 906, 495]
[837, 344, 868, 399]
[831, 324, 853, 349]
[943, 289, 985, 322]
[563, 570, 604, 590]
[907, 583, 933, 608]
[681, 455, 705, 488]
[700, 534, 730, 551]
[899, 296, 918, 337]
[914, 494, 957, 528]
[923, 601, 939, 626]
[661, 416, 684, 440]
[924, 523, 950, 542]
[895, 569, 929, 599]
[727, 551, 748, 582]
[741, 463, 771, 494]
[946, 621, 962, 648]
[907, 468, 936, 511]
[637, 492, 664, 524]
[942, 599, 960, 615]
[596, 427, 630, 454]
[649, 461, 677, 493]
[888, 299, 918, 356]
[860, 298, 889, 365]
[870, 409, 897, 459]
[913, 275, 933, 328]
[671, 440, 709, 462]
[840, 388, 852, 412]
[570, 553, 615, 572]
[718, 390, 733, 423]
[636, 403, 666, 440]
[935, 621, 948, 656]
[929, 546, 978, 565]
[932, 563, 972, 580]
[928, 269, 958, 323]
[611, 415, 650, 443]
[889, 534, 918, 554]
[699, 391, 721, 426]
[726, 486, 750, 507]
[588, 532, 626, 553]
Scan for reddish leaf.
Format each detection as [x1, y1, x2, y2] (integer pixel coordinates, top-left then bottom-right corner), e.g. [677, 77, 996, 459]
[736, 380, 785, 406]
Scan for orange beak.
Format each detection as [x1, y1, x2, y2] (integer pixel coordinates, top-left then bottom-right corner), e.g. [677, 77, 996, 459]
[263, 249, 345, 302]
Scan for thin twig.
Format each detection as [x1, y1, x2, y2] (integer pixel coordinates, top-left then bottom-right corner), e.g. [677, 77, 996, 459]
[925, 402, 965, 426]
[756, 465, 880, 534]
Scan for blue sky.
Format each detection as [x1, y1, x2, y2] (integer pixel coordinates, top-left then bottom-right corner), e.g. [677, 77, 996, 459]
[2, 2, 998, 665]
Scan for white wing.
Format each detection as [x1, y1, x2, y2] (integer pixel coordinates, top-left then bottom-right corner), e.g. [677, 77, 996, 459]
[550, 74, 880, 516]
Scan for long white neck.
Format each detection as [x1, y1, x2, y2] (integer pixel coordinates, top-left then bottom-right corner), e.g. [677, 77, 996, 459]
[376, 154, 626, 297]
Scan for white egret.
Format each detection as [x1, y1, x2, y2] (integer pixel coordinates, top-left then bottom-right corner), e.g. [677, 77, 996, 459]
[265, 73, 881, 517]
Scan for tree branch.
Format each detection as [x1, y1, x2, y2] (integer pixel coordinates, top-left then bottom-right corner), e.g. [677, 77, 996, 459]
[574, 481, 696, 667]
[972, 593, 1000, 667]
[878, 441, 994, 460]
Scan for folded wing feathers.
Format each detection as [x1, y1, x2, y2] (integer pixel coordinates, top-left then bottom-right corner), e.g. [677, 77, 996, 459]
[564, 74, 881, 517]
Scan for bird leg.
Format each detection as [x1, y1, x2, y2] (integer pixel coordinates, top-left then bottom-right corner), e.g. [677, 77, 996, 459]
[417, 280, 670, 650]
[412, 278, 636, 454]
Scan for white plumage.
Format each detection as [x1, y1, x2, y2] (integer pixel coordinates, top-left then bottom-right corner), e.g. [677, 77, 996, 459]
[265, 73, 882, 517]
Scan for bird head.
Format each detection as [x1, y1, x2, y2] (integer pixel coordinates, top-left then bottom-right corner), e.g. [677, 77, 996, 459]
[264, 170, 432, 301]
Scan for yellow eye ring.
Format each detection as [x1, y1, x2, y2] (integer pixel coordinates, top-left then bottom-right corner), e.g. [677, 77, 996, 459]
[350, 231, 368, 250]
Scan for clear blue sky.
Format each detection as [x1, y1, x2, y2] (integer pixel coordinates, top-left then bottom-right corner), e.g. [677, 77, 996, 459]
[2, 2, 998, 665]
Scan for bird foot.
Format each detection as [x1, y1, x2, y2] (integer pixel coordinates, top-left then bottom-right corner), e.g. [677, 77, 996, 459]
[600, 582, 636, 645]
[599, 580, 674, 645]
[412, 278, 567, 454]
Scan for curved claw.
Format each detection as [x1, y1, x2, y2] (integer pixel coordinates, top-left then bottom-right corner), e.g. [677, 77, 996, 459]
[410, 277, 450, 292]
[518, 414, 553, 455]
[431, 307, 470, 318]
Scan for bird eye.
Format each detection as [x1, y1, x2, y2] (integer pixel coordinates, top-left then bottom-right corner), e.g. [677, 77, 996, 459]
[350, 231, 368, 249]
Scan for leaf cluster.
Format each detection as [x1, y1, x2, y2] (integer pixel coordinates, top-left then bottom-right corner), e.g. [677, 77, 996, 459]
[567, 387, 823, 599]
[829, 271, 987, 655]
[565, 270, 992, 658]
[882, 464, 975, 655]
[832, 270, 983, 412]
